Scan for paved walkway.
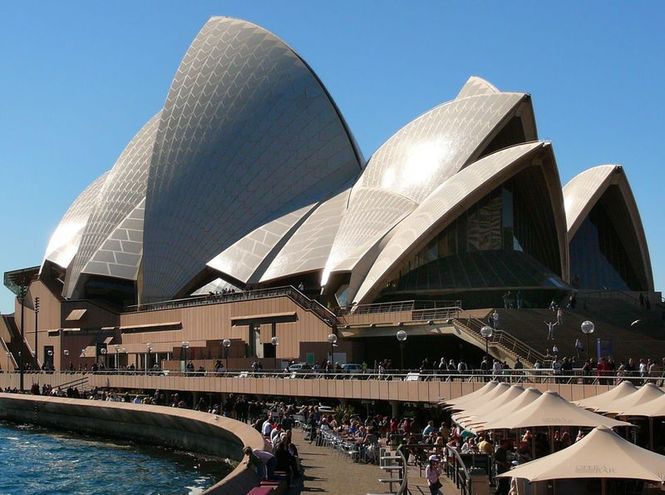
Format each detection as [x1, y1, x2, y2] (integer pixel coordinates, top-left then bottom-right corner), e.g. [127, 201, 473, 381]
[287, 428, 389, 494]
[405, 461, 456, 495]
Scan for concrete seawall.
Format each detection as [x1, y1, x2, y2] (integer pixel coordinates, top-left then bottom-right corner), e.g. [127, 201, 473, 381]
[0, 394, 265, 495]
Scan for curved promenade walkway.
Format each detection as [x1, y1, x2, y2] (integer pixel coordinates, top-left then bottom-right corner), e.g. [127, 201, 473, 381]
[288, 427, 386, 494]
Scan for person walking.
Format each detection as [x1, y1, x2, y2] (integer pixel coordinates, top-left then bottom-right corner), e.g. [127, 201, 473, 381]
[425, 455, 443, 495]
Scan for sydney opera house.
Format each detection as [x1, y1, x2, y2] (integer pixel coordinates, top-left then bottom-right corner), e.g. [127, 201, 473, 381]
[1, 17, 658, 372]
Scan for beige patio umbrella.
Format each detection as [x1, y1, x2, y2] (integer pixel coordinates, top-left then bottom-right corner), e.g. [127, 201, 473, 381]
[616, 392, 665, 450]
[599, 383, 664, 415]
[468, 387, 542, 432]
[497, 426, 665, 490]
[620, 393, 665, 417]
[456, 385, 525, 427]
[480, 391, 632, 430]
[448, 382, 511, 413]
[439, 380, 498, 407]
[575, 380, 637, 411]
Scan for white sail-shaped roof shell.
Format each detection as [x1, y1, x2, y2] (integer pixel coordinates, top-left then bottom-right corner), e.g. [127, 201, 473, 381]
[323, 90, 532, 284]
[353, 142, 568, 304]
[563, 164, 653, 290]
[141, 17, 363, 301]
[42, 171, 110, 271]
[63, 113, 161, 298]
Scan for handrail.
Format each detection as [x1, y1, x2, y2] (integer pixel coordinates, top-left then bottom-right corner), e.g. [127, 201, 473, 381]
[0, 337, 18, 369]
[453, 317, 546, 367]
[395, 444, 409, 495]
[445, 444, 471, 495]
[125, 285, 337, 325]
[4, 369, 657, 386]
[412, 307, 461, 321]
[343, 299, 463, 315]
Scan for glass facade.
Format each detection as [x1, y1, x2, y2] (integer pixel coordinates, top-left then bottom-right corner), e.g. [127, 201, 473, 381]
[570, 200, 641, 290]
[386, 165, 561, 293]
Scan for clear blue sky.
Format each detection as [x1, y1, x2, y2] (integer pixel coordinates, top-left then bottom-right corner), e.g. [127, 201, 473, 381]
[1, 1, 663, 312]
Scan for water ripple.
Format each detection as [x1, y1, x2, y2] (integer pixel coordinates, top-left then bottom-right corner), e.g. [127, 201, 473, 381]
[0, 421, 229, 495]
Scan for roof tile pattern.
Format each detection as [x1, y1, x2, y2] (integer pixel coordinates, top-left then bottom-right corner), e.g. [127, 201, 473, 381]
[78, 198, 146, 281]
[64, 113, 161, 297]
[142, 17, 362, 300]
[260, 187, 352, 282]
[207, 202, 317, 284]
[43, 171, 110, 271]
[353, 142, 548, 303]
[324, 92, 525, 280]
[456, 76, 500, 99]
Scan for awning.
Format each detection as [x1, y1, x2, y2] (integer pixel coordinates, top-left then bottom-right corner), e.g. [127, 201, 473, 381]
[65, 309, 87, 321]
[118, 321, 182, 332]
[231, 311, 297, 325]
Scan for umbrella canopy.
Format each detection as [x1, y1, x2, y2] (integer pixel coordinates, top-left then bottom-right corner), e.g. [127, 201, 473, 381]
[456, 386, 525, 427]
[619, 393, 665, 417]
[449, 382, 511, 413]
[480, 391, 632, 430]
[497, 426, 665, 482]
[600, 383, 665, 415]
[575, 380, 637, 411]
[439, 380, 498, 407]
[469, 387, 542, 432]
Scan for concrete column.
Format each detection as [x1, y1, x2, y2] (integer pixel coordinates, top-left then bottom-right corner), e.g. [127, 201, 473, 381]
[390, 400, 400, 418]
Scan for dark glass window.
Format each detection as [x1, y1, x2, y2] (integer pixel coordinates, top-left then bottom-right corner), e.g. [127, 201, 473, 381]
[387, 165, 562, 293]
[570, 202, 641, 290]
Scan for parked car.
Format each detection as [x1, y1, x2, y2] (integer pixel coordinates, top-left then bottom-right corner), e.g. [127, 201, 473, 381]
[341, 363, 363, 374]
[287, 362, 312, 373]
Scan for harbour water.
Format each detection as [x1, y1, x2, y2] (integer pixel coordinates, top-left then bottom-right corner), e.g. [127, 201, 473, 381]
[0, 421, 230, 495]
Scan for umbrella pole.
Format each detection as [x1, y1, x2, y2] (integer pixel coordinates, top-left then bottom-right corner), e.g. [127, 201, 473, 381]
[601, 478, 606, 495]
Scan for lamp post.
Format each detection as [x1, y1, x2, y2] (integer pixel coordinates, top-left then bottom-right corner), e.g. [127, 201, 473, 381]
[396, 330, 407, 371]
[271, 336, 279, 371]
[181, 341, 190, 374]
[480, 325, 493, 358]
[145, 344, 152, 374]
[114, 344, 120, 369]
[327, 333, 337, 371]
[581, 320, 595, 360]
[100, 348, 107, 370]
[18, 283, 27, 392]
[34, 296, 40, 368]
[222, 339, 231, 371]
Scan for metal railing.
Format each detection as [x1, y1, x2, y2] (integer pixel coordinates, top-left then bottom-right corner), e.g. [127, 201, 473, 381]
[342, 299, 462, 316]
[3, 369, 660, 386]
[445, 445, 472, 495]
[125, 286, 337, 325]
[412, 307, 461, 321]
[454, 317, 546, 367]
[395, 444, 409, 495]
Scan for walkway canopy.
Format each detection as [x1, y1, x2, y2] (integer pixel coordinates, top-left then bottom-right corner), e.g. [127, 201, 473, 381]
[497, 426, 665, 483]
